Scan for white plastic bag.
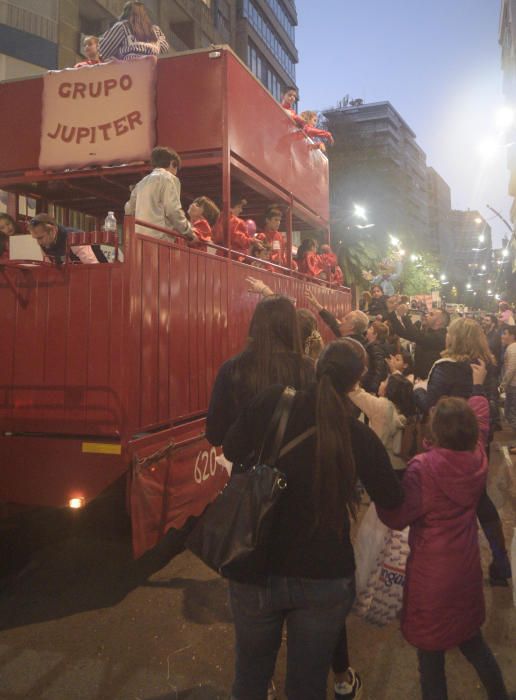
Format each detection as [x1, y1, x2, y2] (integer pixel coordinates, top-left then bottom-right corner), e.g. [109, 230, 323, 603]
[353, 504, 410, 626]
[354, 503, 389, 595]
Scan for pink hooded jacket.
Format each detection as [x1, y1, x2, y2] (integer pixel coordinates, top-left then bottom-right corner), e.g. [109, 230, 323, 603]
[378, 396, 489, 651]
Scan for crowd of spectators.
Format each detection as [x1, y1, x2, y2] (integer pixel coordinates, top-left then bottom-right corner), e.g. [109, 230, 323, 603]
[203, 279, 513, 700]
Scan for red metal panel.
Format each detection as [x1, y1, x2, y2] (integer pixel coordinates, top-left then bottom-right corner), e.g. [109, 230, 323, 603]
[0, 435, 125, 506]
[156, 52, 224, 154]
[0, 76, 42, 173]
[140, 238, 160, 428]
[168, 244, 190, 422]
[0, 269, 18, 425]
[188, 252, 200, 413]
[157, 244, 171, 424]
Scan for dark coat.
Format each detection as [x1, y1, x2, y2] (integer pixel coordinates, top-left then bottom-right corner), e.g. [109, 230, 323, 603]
[362, 340, 389, 394]
[414, 358, 499, 433]
[378, 396, 489, 651]
[43, 225, 107, 264]
[223, 383, 404, 579]
[368, 296, 388, 318]
[387, 312, 446, 379]
[205, 351, 315, 447]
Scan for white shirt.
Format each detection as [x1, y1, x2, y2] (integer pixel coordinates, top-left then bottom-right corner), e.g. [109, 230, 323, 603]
[349, 387, 407, 470]
[125, 168, 192, 240]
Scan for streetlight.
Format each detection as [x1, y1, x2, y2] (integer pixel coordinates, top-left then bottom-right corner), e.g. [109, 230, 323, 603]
[389, 234, 400, 247]
[502, 248, 510, 258]
[474, 217, 483, 224]
[466, 283, 472, 290]
[353, 204, 367, 221]
[478, 234, 485, 244]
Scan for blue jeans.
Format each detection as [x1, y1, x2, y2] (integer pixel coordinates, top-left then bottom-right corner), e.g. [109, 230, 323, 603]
[229, 575, 355, 700]
[505, 385, 516, 430]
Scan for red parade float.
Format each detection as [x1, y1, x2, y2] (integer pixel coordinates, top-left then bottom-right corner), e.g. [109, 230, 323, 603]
[0, 47, 351, 556]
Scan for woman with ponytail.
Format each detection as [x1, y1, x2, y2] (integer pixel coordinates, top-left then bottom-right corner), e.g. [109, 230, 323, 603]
[223, 339, 404, 700]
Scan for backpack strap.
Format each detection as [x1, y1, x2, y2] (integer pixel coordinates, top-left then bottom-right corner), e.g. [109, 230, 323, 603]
[258, 387, 296, 466]
[278, 426, 317, 459]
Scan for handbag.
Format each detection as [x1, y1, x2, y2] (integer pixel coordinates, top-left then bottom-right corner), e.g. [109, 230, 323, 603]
[186, 386, 315, 583]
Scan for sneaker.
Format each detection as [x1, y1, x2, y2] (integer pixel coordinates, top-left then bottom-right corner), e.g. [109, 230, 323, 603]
[334, 668, 363, 700]
[267, 680, 277, 700]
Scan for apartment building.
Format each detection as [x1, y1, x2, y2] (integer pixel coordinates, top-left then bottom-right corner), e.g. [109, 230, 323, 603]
[323, 100, 431, 250]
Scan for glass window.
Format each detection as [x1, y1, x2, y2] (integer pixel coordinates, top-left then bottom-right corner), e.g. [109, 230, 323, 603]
[264, 0, 296, 42]
[242, 0, 296, 80]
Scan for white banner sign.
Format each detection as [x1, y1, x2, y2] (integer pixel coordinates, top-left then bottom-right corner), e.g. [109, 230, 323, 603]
[39, 56, 157, 170]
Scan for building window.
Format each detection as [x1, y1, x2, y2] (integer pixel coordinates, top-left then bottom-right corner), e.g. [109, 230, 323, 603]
[248, 40, 284, 101]
[264, 0, 295, 42]
[242, 0, 296, 80]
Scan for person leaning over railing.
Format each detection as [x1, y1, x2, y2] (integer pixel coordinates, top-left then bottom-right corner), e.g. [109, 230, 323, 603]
[29, 214, 107, 264]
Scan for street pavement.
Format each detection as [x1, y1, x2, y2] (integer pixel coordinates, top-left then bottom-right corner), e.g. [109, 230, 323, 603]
[0, 432, 515, 700]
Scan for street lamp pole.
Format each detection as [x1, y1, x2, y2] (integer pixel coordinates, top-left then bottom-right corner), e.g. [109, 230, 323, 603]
[486, 204, 512, 234]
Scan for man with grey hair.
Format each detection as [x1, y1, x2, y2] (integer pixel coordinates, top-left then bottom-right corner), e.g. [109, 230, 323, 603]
[305, 291, 367, 346]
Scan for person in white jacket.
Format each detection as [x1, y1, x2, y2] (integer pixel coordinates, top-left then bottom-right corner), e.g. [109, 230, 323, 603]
[125, 146, 196, 242]
[349, 373, 417, 474]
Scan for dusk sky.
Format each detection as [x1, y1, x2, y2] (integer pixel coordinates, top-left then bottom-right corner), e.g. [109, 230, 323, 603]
[295, 0, 511, 247]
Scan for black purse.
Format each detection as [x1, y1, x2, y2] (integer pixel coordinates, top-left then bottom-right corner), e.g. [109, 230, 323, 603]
[186, 387, 315, 583]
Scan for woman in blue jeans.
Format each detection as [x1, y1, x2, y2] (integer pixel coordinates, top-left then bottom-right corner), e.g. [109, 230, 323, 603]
[223, 339, 404, 700]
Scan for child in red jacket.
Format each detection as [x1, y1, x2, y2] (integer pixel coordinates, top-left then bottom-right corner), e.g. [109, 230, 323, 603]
[300, 111, 334, 152]
[295, 238, 322, 277]
[187, 197, 220, 252]
[212, 197, 263, 261]
[281, 86, 305, 128]
[377, 361, 510, 700]
[319, 244, 344, 285]
[256, 205, 286, 268]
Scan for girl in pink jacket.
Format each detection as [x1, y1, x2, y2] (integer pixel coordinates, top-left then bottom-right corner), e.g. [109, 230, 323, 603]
[378, 361, 510, 700]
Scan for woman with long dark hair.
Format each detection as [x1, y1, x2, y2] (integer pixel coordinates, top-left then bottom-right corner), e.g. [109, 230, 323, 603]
[206, 295, 315, 447]
[222, 339, 404, 700]
[99, 1, 169, 61]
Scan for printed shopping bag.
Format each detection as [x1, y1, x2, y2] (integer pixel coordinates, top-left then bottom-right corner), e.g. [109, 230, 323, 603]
[353, 505, 410, 626]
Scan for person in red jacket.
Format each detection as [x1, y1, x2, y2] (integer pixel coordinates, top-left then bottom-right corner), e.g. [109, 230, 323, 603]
[319, 243, 344, 285]
[295, 238, 322, 277]
[281, 86, 305, 128]
[256, 205, 286, 268]
[377, 361, 510, 700]
[187, 197, 220, 252]
[212, 197, 263, 261]
[74, 36, 102, 68]
[300, 111, 334, 152]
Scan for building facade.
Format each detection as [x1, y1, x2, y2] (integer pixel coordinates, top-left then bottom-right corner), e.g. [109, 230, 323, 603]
[0, 0, 298, 100]
[323, 100, 431, 251]
[426, 166, 452, 261]
[235, 0, 298, 101]
[448, 209, 493, 288]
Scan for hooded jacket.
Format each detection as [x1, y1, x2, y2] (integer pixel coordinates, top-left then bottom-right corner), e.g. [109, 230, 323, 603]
[378, 396, 489, 651]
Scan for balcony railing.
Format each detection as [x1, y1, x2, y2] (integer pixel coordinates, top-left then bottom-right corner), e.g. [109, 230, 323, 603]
[0, 0, 57, 43]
